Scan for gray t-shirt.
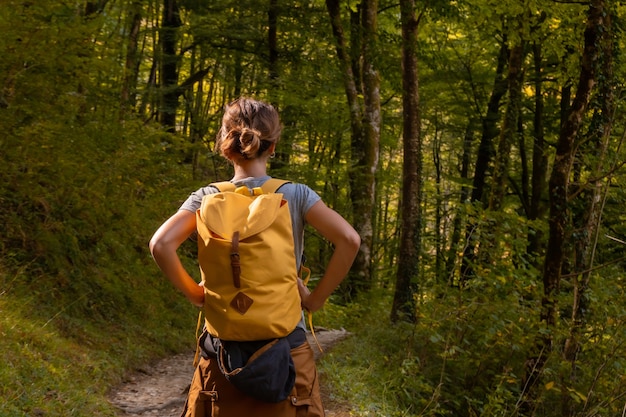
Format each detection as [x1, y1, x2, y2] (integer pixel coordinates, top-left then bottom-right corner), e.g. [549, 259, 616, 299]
[179, 175, 321, 271]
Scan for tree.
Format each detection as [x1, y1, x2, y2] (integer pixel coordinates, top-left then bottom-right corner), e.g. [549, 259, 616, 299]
[390, 0, 422, 323]
[521, 0, 606, 411]
[561, 5, 619, 413]
[488, 40, 525, 213]
[159, 0, 182, 131]
[460, 35, 509, 282]
[526, 40, 549, 262]
[326, 0, 381, 300]
[120, 0, 144, 117]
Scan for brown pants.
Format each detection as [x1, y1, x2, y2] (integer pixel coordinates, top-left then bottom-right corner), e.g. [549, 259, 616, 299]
[181, 341, 324, 417]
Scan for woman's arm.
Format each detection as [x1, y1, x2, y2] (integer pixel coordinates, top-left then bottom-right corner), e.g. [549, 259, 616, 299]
[299, 200, 361, 312]
[149, 210, 205, 307]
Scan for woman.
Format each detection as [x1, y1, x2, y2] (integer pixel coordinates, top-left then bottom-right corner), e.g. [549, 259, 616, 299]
[149, 97, 360, 417]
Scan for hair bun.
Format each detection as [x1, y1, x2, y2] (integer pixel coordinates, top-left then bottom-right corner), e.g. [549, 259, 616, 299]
[238, 127, 262, 158]
[239, 127, 260, 144]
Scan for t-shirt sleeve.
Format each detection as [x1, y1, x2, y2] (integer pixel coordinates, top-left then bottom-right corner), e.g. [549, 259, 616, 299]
[179, 185, 218, 212]
[281, 183, 321, 222]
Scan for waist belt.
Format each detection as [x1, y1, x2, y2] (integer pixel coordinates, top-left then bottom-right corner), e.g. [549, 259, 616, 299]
[200, 327, 306, 359]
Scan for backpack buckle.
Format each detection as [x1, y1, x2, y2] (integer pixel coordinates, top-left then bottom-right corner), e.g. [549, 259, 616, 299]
[234, 186, 263, 196]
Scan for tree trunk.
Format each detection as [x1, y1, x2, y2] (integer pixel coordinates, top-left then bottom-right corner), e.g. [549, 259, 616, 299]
[354, 0, 380, 293]
[268, 0, 290, 173]
[446, 121, 474, 286]
[121, 1, 143, 117]
[460, 37, 508, 282]
[326, 0, 380, 300]
[159, 0, 181, 132]
[520, 0, 605, 412]
[390, 0, 420, 323]
[479, 40, 525, 265]
[527, 42, 548, 262]
[488, 42, 524, 212]
[434, 131, 443, 280]
[562, 9, 614, 414]
[268, 0, 279, 85]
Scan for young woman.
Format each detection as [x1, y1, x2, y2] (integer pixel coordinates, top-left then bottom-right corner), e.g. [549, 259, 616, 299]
[149, 97, 360, 417]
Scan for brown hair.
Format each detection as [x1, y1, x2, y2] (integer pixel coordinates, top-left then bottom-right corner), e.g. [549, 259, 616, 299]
[215, 97, 282, 160]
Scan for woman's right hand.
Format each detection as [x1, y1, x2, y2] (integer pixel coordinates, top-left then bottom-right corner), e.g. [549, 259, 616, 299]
[149, 210, 204, 307]
[190, 281, 205, 308]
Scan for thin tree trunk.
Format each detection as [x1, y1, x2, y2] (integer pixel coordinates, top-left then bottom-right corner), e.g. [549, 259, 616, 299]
[488, 42, 524, 212]
[138, 7, 160, 120]
[268, 0, 279, 85]
[268, 0, 290, 173]
[325, 0, 363, 299]
[120, 1, 143, 117]
[446, 121, 474, 286]
[460, 37, 508, 282]
[391, 0, 421, 323]
[480, 40, 524, 265]
[159, 0, 181, 132]
[325, 0, 362, 141]
[562, 9, 615, 413]
[433, 131, 443, 280]
[355, 0, 381, 292]
[520, 1, 605, 412]
[326, 0, 380, 300]
[527, 41, 548, 262]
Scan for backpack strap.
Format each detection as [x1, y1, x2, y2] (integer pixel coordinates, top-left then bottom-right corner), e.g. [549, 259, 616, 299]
[261, 178, 290, 194]
[211, 181, 237, 192]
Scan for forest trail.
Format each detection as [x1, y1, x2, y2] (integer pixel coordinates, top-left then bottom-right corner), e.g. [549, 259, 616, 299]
[108, 329, 353, 417]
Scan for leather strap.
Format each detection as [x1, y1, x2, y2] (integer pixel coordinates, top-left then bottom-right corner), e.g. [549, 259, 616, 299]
[230, 231, 241, 288]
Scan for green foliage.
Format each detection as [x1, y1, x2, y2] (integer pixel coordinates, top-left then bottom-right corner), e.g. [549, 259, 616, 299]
[319, 264, 626, 416]
[0, 5, 202, 407]
[0, 114, 201, 414]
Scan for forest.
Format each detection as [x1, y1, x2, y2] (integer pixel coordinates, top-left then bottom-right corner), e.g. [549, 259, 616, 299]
[1, 0, 626, 415]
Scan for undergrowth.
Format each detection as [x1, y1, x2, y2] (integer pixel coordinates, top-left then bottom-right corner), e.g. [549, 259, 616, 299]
[0, 263, 198, 417]
[0, 117, 203, 416]
[316, 275, 626, 417]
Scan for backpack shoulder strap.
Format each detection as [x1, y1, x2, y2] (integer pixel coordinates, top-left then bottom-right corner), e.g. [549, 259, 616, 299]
[261, 178, 291, 194]
[210, 181, 237, 192]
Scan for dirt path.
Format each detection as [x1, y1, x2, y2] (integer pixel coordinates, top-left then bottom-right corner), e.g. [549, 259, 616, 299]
[108, 329, 352, 417]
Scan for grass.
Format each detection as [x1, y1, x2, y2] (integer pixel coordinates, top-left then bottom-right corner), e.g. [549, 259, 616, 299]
[0, 267, 198, 417]
[1, 295, 114, 416]
[314, 294, 432, 417]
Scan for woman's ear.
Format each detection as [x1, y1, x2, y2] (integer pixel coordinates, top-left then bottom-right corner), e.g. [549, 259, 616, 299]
[268, 142, 277, 156]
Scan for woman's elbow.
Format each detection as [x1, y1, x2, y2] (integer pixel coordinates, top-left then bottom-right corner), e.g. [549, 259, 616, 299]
[149, 234, 164, 258]
[345, 228, 361, 256]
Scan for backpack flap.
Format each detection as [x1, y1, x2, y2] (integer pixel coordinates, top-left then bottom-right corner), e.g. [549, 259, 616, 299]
[197, 192, 284, 242]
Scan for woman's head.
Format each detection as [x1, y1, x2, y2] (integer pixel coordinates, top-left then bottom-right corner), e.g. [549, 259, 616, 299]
[215, 97, 282, 161]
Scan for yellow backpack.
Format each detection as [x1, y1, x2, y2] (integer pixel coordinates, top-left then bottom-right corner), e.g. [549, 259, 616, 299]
[195, 179, 302, 342]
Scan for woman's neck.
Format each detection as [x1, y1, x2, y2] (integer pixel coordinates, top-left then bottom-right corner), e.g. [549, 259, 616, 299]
[231, 159, 269, 181]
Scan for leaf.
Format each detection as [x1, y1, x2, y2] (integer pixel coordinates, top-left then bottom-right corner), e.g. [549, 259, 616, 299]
[567, 387, 588, 403]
